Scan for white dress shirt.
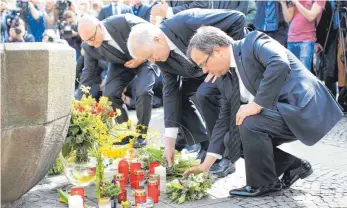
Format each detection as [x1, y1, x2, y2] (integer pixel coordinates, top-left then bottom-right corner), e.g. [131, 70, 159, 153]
[102, 24, 125, 54]
[163, 34, 188, 139]
[206, 48, 255, 160]
[113, 3, 122, 15]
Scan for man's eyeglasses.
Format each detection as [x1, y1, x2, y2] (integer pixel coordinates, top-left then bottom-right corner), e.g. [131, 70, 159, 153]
[84, 25, 98, 42]
[199, 49, 214, 69]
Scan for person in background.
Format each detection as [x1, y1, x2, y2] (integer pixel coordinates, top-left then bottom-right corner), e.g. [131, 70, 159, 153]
[26, 0, 46, 41]
[61, 10, 81, 59]
[1, 0, 9, 43]
[280, 0, 325, 70]
[78, 1, 91, 16]
[98, 0, 133, 20]
[91, 1, 103, 17]
[43, 0, 58, 31]
[131, 0, 151, 21]
[209, 0, 249, 15]
[6, 18, 35, 42]
[253, 1, 288, 47]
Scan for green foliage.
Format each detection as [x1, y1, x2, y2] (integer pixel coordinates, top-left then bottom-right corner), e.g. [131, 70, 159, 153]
[48, 154, 64, 175]
[100, 181, 122, 198]
[165, 173, 214, 204]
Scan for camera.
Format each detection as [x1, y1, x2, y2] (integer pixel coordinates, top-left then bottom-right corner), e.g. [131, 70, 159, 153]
[59, 20, 73, 38]
[6, 10, 22, 35]
[15, 0, 28, 16]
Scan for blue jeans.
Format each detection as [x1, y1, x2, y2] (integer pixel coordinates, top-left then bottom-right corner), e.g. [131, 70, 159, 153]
[287, 41, 315, 70]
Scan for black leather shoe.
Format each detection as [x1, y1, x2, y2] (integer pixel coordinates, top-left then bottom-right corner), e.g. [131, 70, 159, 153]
[229, 181, 282, 197]
[210, 159, 236, 178]
[281, 160, 313, 189]
[133, 138, 147, 148]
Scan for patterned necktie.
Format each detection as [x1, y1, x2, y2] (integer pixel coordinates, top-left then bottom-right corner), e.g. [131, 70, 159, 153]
[227, 67, 242, 163]
[169, 50, 204, 78]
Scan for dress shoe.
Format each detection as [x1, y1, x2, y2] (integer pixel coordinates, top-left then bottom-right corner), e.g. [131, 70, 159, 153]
[182, 143, 201, 153]
[281, 160, 313, 189]
[114, 135, 132, 145]
[209, 159, 236, 178]
[196, 149, 207, 163]
[229, 181, 282, 197]
[133, 137, 147, 148]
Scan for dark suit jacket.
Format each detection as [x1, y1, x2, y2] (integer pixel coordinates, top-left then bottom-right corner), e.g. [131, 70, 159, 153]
[156, 9, 246, 129]
[80, 14, 155, 88]
[151, 0, 209, 14]
[98, 3, 133, 21]
[132, 3, 152, 21]
[210, 1, 249, 15]
[208, 31, 344, 156]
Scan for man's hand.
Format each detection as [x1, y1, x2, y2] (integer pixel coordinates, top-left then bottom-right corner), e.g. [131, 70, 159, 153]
[183, 155, 217, 177]
[151, 3, 169, 19]
[164, 136, 176, 167]
[236, 103, 263, 126]
[204, 73, 217, 83]
[124, 59, 145, 69]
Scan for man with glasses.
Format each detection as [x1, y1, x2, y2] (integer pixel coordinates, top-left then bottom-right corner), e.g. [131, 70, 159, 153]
[127, 9, 246, 177]
[77, 14, 158, 148]
[184, 26, 343, 196]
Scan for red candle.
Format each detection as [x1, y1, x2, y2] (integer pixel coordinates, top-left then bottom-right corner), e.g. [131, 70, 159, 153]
[149, 174, 160, 195]
[147, 179, 159, 203]
[118, 159, 129, 184]
[115, 173, 127, 203]
[135, 189, 146, 206]
[149, 162, 161, 174]
[70, 187, 85, 204]
[130, 162, 141, 188]
[134, 170, 145, 189]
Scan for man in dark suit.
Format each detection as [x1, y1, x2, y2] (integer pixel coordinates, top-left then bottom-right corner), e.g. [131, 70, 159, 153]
[132, 0, 152, 21]
[127, 9, 246, 177]
[78, 15, 158, 148]
[98, 0, 133, 20]
[184, 26, 344, 196]
[149, 0, 209, 25]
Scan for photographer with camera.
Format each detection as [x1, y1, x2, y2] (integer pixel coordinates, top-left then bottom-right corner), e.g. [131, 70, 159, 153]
[6, 17, 34, 42]
[60, 10, 81, 59]
[24, 0, 45, 41]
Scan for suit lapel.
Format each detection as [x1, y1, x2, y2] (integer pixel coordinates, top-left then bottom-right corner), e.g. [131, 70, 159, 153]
[231, 41, 257, 96]
[103, 21, 131, 60]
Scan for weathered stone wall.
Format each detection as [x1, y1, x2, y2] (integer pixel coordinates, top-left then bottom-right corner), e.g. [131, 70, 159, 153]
[1, 43, 76, 204]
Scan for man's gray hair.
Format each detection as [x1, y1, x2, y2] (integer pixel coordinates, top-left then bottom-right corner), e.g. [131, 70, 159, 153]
[187, 26, 233, 58]
[127, 23, 163, 59]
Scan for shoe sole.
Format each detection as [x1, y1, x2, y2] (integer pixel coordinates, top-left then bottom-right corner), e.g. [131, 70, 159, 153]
[283, 167, 313, 189]
[229, 189, 283, 197]
[212, 166, 236, 178]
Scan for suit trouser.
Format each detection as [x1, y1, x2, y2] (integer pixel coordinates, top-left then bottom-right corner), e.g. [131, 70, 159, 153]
[177, 77, 209, 145]
[239, 108, 298, 187]
[104, 63, 155, 134]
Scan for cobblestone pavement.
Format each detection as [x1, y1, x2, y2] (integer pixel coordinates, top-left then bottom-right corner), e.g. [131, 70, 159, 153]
[22, 110, 347, 208]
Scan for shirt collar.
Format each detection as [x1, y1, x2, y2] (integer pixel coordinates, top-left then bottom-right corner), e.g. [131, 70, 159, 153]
[103, 24, 111, 41]
[230, 47, 237, 69]
[163, 33, 177, 50]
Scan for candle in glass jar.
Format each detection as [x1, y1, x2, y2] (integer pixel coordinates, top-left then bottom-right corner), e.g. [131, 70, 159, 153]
[114, 173, 127, 203]
[98, 197, 111, 208]
[154, 165, 166, 192]
[147, 179, 159, 203]
[118, 159, 129, 184]
[70, 187, 85, 204]
[149, 161, 161, 174]
[135, 189, 146, 206]
[134, 169, 145, 189]
[149, 174, 160, 195]
[68, 195, 83, 208]
[130, 162, 141, 188]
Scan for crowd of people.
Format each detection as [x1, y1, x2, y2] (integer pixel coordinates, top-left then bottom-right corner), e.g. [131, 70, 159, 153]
[1, 0, 347, 198]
